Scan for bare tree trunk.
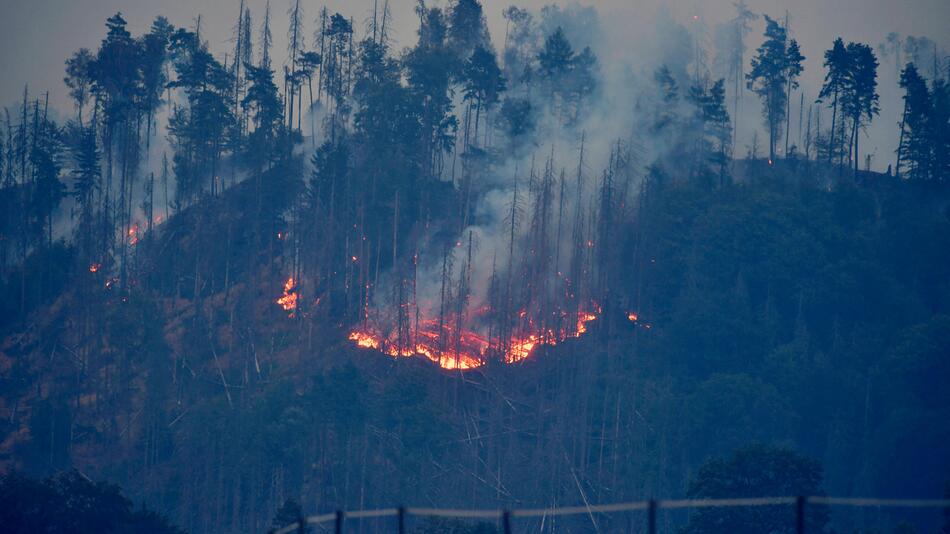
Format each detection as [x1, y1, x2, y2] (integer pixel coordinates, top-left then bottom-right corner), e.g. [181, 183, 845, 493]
[829, 91, 838, 166]
[895, 99, 908, 178]
[785, 85, 793, 157]
[853, 116, 860, 177]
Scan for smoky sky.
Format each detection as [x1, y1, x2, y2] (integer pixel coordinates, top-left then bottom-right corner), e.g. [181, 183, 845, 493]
[1, 0, 948, 170]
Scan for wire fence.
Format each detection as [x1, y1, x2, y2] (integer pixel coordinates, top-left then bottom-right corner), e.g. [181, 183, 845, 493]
[270, 496, 950, 534]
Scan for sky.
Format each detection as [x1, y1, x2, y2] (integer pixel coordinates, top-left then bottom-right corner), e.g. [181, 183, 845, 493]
[1, 0, 948, 169]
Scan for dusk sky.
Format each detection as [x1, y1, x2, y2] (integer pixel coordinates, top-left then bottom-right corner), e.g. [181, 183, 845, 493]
[1, 0, 948, 168]
[3, 0, 947, 107]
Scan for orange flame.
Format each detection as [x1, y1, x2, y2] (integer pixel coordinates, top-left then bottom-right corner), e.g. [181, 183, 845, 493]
[277, 277, 298, 316]
[348, 310, 598, 371]
[89, 263, 100, 273]
[627, 311, 653, 330]
[348, 331, 380, 349]
[128, 223, 140, 246]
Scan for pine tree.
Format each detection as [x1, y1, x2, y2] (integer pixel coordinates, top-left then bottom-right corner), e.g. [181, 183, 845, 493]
[285, 0, 305, 131]
[536, 27, 597, 123]
[930, 76, 950, 181]
[72, 125, 100, 265]
[92, 13, 140, 129]
[259, 0, 273, 71]
[897, 63, 932, 180]
[73, 125, 100, 211]
[783, 38, 804, 157]
[461, 46, 505, 147]
[649, 65, 682, 162]
[746, 15, 803, 162]
[90, 15, 138, 197]
[447, 0, 490, 59]
[710, 79, 733, 174]
[353, 37, 426, 202]
[499, 97, 533, 146]
[167, 27, 236, 203]
[30, 108, 66, 248]
[140, 17, 173, 153]
[538, 27, 574, 83]
[841, 42, 879, 175]
[90, 12, 144, 287]
[64, 49, 94, 126]
[242, 63, 284, 170]
[405, 4, 457, 179]
[688, 79, 732, 184]
[818, 38, 849, 166]
[321, 13, 354, 138]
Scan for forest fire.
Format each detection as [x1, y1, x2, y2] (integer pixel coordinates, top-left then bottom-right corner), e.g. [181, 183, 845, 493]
[627, 311, 653, 329]
[128, 224, 140, 246]
[276, 277, 298, 316]
[348, 331, 380, 350]
[89, 263, 100, 273]
[348, 310, 598, 370]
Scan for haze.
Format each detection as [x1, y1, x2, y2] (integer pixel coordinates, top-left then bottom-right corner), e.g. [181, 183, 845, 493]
[3, 1, 948, 170]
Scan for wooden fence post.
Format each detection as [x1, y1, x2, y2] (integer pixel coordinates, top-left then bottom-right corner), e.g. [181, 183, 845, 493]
[796, 496, 806, 534]
[647, 500, 657, 534]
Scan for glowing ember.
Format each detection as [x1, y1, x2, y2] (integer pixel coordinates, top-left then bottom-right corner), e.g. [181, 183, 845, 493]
[128, 223, 140, 246]
[576, 312, 597, 334]
[89, 263, 101, 273]
[627, 311, 653, 330]
[276, 277, 298, 316]
[348, 310, 598, 371]
[348, 331, 380, 349]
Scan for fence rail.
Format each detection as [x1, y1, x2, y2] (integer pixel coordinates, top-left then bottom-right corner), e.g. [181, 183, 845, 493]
[271, 496, 950, 534]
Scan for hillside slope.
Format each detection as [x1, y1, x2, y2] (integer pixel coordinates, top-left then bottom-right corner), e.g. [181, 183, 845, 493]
[2, 163, 949, 532]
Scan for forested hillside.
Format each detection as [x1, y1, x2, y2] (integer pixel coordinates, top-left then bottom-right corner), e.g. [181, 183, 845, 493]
[0, 1, 949, 532]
